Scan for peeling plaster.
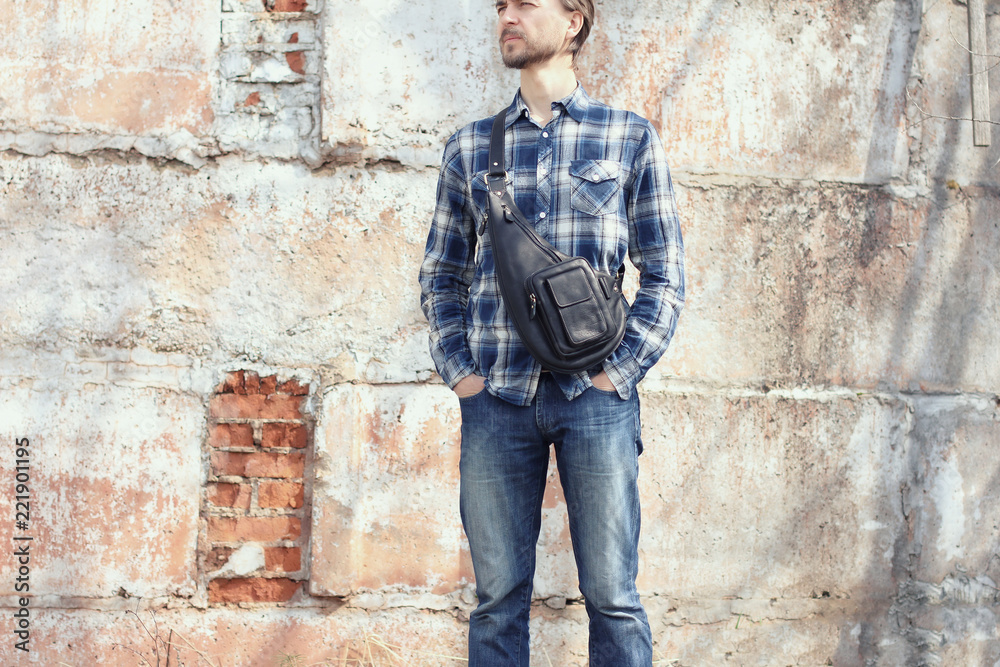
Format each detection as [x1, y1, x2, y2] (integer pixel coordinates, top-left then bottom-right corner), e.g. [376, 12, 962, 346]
[1, 0, 998, 663]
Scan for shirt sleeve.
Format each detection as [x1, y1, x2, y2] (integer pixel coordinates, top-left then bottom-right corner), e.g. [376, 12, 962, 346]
[603, 123, 686, 398]
[418, 133, 479, 388]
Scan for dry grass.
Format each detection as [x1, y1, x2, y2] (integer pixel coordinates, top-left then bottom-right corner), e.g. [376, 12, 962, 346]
[326, 634, 467, 666]
[104, 601, 678, 667]
[274, 637, 678, 666]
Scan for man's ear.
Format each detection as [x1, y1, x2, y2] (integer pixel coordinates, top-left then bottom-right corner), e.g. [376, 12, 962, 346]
[566, 11, 583, 44]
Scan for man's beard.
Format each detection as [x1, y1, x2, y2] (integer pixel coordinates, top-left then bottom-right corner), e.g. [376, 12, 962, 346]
[500, 28, 561, 69]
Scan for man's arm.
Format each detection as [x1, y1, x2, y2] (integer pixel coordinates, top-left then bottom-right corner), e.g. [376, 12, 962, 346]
[602, 124, 686, 397]
[418, 134, 480, 389]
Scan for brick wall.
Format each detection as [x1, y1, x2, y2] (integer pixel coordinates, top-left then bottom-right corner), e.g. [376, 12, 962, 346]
[204, 371, 311, 603]
[218, 0, 323, 162]
[1, 0, 999, 664]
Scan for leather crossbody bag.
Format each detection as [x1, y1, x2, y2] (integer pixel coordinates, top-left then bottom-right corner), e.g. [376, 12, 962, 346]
[484, 111, 628, 374]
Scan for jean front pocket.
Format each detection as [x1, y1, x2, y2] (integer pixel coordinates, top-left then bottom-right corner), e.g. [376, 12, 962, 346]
[588, 384, 620, 397]
[569, 159, 622, 217]
[458, 387, 487, 403]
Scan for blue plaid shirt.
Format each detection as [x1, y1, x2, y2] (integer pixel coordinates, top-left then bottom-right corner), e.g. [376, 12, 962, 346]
[419, 85, 685, 406]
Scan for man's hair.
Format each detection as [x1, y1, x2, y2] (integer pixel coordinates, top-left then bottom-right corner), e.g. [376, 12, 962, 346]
[560, 0, 594, 58]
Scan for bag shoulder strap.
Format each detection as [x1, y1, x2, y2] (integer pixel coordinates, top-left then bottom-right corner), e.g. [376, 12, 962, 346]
[486, 109, 625, 285]
[486, 111, 553, 254]
[489, 111, 507, 180]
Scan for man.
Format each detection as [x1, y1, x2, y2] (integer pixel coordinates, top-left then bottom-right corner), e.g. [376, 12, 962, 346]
[418, 0, 684, 664]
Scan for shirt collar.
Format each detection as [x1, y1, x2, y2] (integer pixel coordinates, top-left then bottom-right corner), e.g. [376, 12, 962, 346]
[505, 83, 590, 128]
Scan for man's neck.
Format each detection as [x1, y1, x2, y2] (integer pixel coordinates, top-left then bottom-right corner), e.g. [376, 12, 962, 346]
[518, 57, 577, 126]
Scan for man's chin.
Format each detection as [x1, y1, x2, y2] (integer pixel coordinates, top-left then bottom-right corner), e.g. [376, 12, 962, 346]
[501, 49, 530, 70]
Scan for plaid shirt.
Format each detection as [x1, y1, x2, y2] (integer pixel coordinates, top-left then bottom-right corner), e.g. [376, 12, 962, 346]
[419, 85, 685, 406]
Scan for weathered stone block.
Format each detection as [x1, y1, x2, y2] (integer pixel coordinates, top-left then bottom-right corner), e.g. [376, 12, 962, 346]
[908, 3, 1000, 186]
[908, 604, 1000, 666]
[0, 156, 435, 376]
[310, 384, 470, 596]
[533, 391, 912, 601]
[320, 0, 516, 167]
[16, 608, 469, 666]
[907, 396, 1000, 582]
[0, 383, 202, 598]
[0, 0, 217, 138]
[658, 184, 1000, 393]
[318, 0, 925, 180]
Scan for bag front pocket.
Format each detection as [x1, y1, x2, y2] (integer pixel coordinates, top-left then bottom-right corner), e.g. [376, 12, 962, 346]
[527, 258, 614, 357]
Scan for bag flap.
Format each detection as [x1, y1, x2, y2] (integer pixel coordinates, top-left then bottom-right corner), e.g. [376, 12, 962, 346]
[545, 265, 594, 308]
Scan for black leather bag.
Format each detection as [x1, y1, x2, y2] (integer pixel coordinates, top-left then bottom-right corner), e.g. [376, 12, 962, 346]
[484, 112, 628, 374]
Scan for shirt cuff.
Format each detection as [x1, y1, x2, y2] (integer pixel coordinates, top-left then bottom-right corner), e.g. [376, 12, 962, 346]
[440, 358, 477, 390]
[602, 345, 642, 400]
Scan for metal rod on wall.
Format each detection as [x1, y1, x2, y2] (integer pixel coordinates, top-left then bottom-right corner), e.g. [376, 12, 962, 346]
[968, 0, 992, 146]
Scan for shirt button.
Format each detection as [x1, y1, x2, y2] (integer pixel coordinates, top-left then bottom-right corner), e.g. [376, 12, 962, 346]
[542, 132, 549, 138]
[539, 212, 547, 219]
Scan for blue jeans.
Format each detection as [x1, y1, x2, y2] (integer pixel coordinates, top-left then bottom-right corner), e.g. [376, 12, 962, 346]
[458, 374, 652, 666]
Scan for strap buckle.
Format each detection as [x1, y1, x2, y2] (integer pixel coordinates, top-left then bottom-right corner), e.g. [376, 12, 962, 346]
[485, 171, 507, 197]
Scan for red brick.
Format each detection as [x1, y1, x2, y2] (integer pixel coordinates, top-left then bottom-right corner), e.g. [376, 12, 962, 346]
[215, 371, 245, 394]
[243, 92, 261, 107]
[261, 423, 308, 449]
[211, 451, 304, 479]
[206, 547, 233, 570]
[276, 379, 309, 395]
[207, 516, 301, 542]
[285, 52, 305, 75]
[258, 481, 304, 509]
[270, 0, 308, 11]
[207, 482, 252, 509]
[259, 374, 277, 394]
[264, 547, 301, 573]
[209, 394, 303, 419]
[209, 423, 254, 448]
[209, 577, 299, 603]
[243, 371, 261, 394]
[288, 32, 299, 44]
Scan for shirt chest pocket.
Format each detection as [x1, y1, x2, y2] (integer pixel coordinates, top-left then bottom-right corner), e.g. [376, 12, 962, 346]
[569, 160, 622, 217]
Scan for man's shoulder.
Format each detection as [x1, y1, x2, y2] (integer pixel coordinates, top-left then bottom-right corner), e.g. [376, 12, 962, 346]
[452, 111, 502, 141]
[568, 91, 656, 145]
[443, 113, 497, 159]
[584, 95, 655, 130]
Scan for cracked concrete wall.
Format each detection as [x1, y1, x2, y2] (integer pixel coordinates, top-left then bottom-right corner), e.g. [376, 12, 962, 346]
[1, 0, 998, 665]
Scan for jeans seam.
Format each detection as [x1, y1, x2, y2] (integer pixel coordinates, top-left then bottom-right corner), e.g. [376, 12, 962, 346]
[515, 454, 548, 664]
